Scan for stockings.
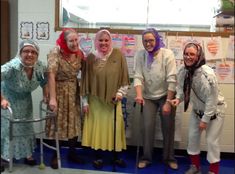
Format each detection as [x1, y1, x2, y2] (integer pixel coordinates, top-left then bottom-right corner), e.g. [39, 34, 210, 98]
[189, 154, 200, 170]
[68, 136, 78, 153]
[209, 162, 219, 174]
[189, 154, 219, 174]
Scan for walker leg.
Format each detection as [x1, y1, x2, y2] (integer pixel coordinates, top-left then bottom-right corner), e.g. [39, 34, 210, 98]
[9, 122, 13, 173]
[9, 141, 13, 172]
[55, 132, 61, 169]
[38, 134, 45, 170]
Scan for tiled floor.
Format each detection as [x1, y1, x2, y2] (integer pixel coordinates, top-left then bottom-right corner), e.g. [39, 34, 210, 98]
[1, 146, 234, 174]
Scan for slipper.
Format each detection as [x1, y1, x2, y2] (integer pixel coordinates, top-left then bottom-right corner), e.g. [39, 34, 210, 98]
[50, 154, 58, 169]
[114, 158, 126, 168]
[138, 160, 151, 169]
[93, 159, 103, 169]
[24, 158, 37, 166]
[168, 161, 178, 170]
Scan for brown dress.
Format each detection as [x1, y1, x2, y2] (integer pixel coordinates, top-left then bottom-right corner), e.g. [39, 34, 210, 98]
[46, 47, 82, 139]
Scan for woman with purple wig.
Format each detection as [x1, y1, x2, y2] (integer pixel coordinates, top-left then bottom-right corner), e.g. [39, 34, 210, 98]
[133, 28, 178, 169]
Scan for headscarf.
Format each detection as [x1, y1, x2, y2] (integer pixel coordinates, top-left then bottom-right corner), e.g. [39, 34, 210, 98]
[56, 28, 83, 58]
[142, 28, 165, 67]
[94, 29, 113, 59]
[19, 39, 40, 55]
[183, 42, 206, 112]
[19, 39, 40, 68]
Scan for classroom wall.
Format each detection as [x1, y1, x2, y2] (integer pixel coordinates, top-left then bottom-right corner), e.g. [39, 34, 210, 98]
[15, 0, 234, 153]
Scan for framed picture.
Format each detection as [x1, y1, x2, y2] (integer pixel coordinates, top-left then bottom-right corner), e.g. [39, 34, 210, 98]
[36, 22, 50, 40]
[20, 22, 33, 39]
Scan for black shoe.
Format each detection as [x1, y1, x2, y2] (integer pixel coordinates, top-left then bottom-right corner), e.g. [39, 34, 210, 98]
[93, 159, 103, 169]
[24, 158, 37, 166]
[50, 154, 58, 169]
[114, 158, 126, 168]
[67, 152, 85, 164]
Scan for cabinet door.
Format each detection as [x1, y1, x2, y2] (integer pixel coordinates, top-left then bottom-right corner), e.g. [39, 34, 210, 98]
[1, 0, 10, 65]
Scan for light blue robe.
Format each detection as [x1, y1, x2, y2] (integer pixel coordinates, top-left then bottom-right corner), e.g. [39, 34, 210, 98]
[1, 57, 47, 160]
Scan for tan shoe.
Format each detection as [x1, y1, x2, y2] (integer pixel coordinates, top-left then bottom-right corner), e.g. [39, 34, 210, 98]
[138, 160, 151, 169]
[168, 161, 178, 170]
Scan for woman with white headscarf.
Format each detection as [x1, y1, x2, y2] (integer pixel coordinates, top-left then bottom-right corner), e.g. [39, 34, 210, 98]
[1, 39, 47, 167]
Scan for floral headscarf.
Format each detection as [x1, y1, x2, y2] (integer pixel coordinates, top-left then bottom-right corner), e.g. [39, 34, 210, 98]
[183, 42, 206, 111]
[94, 29, 113, 59]
[142, 28, 165, 67]
[56, 28, 83, 58]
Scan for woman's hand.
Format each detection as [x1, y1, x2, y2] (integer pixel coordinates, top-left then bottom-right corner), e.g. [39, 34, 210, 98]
[1, 98, 9, 109]
[115, 94, 123, 101]
[83, 105, 89, 114]
[170, 98, 181, 107]
[199, 121, 207, 131]
[162, 102, 171, 116]
[49, 98, 57, 112]
[135, 96, 144, 105]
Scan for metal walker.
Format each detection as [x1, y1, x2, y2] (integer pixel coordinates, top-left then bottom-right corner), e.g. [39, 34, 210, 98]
[1, 100, 61, 172]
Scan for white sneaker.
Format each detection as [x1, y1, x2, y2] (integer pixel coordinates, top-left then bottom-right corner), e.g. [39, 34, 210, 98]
[185, 165, 202, 174]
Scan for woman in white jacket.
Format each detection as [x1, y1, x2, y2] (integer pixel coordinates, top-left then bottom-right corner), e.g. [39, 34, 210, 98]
[171, 42, 226, 174]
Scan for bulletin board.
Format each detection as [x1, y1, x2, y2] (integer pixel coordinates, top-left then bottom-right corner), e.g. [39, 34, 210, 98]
[78, 31, 234, 144]
[106, 31, 234, 143]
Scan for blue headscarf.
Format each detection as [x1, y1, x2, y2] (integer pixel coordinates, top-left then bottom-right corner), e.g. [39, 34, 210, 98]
[142, 28, 165, 67]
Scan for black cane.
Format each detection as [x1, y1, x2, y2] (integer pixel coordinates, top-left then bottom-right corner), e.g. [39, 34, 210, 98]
[134, 102, 143, 174]
[112, 98, 118, 172]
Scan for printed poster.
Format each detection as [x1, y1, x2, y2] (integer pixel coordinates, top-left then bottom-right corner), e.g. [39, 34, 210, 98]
[111, 34, 123, 49]
[121, 34, 137, 57]
[203, 37, 223, 60]
[216, 60, 234, 84]
[79, 34, 93, 57]
[226, 35, 234, 59]
[167, 37, 185, 60]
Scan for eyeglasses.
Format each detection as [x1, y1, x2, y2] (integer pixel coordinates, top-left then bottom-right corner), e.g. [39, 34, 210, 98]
[22, 50, 38, 56]
[143, 39, 155, 44]
[183, 52, 197, 57]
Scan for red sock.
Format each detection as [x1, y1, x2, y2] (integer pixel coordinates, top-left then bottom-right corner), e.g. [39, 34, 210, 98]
[209, 162, 219, 174]
[189, 154, 200, 170]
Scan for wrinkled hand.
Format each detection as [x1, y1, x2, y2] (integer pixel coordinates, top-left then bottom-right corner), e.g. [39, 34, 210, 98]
[162, 102, 171, 116]
[1, 98, 9, 109]
[49, 98, 57, 113]
[170, 98, 180, 107]
[135, 96, 144, 105]
[199, 121, 207, 131]
[115, 94, 123, 101]
[83, 105, 89, 114]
